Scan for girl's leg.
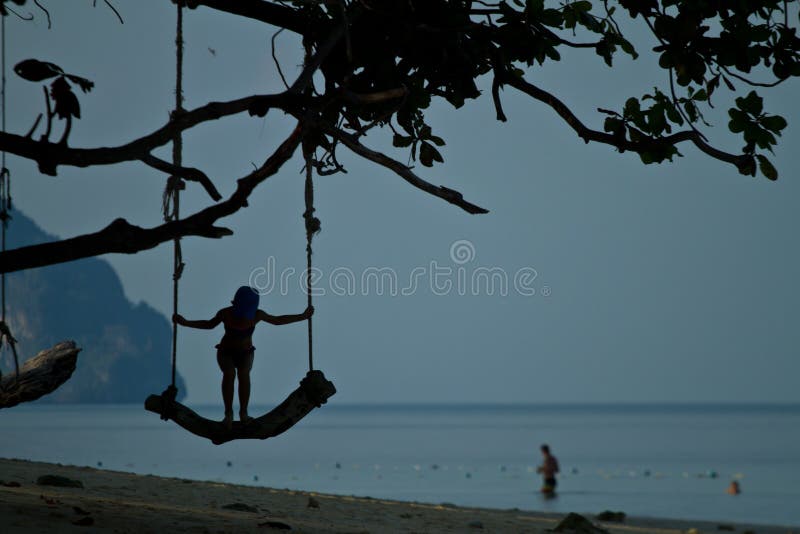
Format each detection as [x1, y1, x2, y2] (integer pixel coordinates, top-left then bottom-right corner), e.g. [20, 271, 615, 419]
[221, 369, 236, 414]
[237, 367, 251, 421]
[237, 351, 255, 422]
[217, 350, 236, 428]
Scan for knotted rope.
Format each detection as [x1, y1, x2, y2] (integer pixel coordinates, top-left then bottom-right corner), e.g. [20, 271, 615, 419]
[159, 3, 185, 418]
[0, 11, 19, 388]
[303, 145, 321, 372]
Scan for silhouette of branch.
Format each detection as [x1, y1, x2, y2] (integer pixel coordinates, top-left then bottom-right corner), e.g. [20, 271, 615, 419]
[323, 125, 489, 215]
[0, 124, 303, 274]
[176, 0, 306, 35]
[98, 0, 125, 24]
[289, 17, 350, 95]
[271, 28, 290, 90]
[32, 0, 51, 28]
[141, 154, 222, 201]
[502, 73, 751, 172]
[0, 92, 301, 176]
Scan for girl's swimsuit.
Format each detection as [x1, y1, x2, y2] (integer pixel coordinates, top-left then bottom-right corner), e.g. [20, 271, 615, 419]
[216, 322, 256, 368]
[223, 323, 255, 340]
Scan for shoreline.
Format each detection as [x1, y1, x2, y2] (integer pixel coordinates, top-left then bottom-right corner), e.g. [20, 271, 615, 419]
[2, 458, 797, 533]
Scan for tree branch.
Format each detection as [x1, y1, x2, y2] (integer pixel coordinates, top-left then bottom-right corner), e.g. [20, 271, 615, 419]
[0, 124, 304, 274]
[0, 92, 300, 176]
[141, 154, 222, 201]
[342, 87, 408, 106]
[502, 73, 751, 172]
[323, 125, 489, 215]
[289, 15, 350, 95]
[177, 0, 306, 35]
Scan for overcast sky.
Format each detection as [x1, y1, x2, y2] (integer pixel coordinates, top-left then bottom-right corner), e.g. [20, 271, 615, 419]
[4, 2, 799, 405]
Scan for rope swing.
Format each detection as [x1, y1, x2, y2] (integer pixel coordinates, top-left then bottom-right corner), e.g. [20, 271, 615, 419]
[0, 11, 21, 388]
[145, 7, 335, 444]
[157, 2, 185, 418]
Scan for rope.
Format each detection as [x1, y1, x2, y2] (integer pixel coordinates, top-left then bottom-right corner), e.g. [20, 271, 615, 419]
[2, 9, 7, 326]
[0, 10, 19, 387]
[303, 147, 321, 372]
[160, 3, 184, 415]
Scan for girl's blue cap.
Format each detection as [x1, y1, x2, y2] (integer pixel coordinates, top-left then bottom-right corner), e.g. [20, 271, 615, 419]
[232, 286, 259, 319]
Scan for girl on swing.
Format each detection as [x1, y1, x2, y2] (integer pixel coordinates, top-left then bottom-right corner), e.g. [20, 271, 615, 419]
[173, 286, 313, 429]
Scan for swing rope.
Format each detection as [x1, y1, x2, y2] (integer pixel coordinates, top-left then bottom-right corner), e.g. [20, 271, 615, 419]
[160, 3, 185, 414]
[303, 149, 319, 372]
[0, 12, 20, 388]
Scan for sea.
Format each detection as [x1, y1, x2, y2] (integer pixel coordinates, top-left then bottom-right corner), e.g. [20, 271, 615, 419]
[1, 403, 799, 527]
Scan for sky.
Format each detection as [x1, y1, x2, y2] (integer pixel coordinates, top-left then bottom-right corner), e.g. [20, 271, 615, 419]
[3, 1, 799, 405]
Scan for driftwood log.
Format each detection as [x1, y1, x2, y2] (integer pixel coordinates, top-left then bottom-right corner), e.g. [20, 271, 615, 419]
[0, 341, 81, 409]
[144, 370, 336, 445]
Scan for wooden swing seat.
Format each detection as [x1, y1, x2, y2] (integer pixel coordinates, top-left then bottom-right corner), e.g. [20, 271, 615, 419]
[144, 369, 335, 445]
[0, 341, 81, 409]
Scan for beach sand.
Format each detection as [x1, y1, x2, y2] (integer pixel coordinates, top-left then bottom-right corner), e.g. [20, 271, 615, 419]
[0, 458, 794, 533]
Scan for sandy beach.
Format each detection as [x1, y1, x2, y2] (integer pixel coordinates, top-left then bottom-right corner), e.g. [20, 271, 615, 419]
[0, 458, 795, 534]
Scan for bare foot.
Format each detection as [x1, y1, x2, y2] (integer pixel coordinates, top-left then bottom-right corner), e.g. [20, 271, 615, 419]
[239, 412, 253, 424]
[222, 412, 233, 430]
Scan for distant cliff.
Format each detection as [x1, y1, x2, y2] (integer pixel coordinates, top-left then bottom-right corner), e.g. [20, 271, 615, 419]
[1, 211, 186, 403]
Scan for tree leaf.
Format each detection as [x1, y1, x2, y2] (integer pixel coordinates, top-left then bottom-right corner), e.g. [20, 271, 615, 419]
[756, 154, 778, 180]
[429, 135, 446, 147]
[393, 134, 413, 148]
[736, 90, 763, 115]
[13, 59, 63, 82]
[419, 142, 443, 167]
[760, 115, 787, 133]
[50, 76, 81, 119]
[419, 142, 435, 167]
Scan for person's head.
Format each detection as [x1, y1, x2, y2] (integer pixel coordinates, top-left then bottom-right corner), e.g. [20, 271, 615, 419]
[540, 444, 550, 455]
[232, 286, 259, 319]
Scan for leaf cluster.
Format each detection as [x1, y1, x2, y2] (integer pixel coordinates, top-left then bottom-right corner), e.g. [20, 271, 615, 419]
[269, 1, 799, 180]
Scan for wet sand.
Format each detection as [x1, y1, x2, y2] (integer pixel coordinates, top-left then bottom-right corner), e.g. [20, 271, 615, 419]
[0, 458, 795, 533]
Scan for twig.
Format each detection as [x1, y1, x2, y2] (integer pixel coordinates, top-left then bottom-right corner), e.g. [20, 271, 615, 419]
[271, 28, 290, 90]
[102, 0, 125, 24]
[33, 0, 51, 28]
[323, 124, 488, 214]
[141, 154, 222, 201]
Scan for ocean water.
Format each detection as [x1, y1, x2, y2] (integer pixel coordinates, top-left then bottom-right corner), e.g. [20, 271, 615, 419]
[1, 403, 799, 527]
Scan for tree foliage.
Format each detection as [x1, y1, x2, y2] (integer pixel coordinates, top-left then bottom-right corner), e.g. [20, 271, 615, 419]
[0, 0, 798, 273]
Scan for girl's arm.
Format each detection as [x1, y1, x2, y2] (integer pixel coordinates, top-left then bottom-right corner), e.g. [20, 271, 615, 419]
[173, 310, 223, 330]
[256, 305, 313, 326]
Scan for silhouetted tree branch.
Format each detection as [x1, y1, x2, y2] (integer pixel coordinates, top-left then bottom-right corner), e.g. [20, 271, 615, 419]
[141, 154, 222, 202]
[174, 0, 306, 35]
[323, 124, 488, 215]
[1, 0, 797, 274]
[501, 73, 753, 174]
[0, 92, 300, 175]
[0, 124, 303, 274]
